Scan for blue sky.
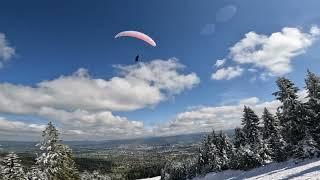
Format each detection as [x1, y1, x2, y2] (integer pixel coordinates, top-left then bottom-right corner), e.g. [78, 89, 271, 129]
[0, 0, 319, 140]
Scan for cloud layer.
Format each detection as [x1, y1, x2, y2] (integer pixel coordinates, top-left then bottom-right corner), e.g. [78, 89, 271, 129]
[0, 59, 199, 114]
[0, 59, 200, 140]
[155, 89, 308, 136]
[155, 97, 280, 136]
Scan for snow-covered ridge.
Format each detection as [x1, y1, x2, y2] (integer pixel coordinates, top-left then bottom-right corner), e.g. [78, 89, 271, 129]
[193, 158, 320, 180]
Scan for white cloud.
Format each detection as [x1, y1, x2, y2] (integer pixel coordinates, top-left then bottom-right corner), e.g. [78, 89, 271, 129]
[0, 33, 15, 66]
[200, 24, 215, 35]
[155, 89, 309, 136]
[216, 5, 237, 22]
[215, 59, 226, 67]
[38, 108, 149, 140]
[155, 97, 280, 136]
[0, 59, 199, 140]
[0, 108, 150, 141]
[229, 26, 320, 76]
[248, 68, 258, 73]
[211, 66, 243, 80]
[0, 89, 309, 140]
[239, 97, 260, 105]
[0, 117, 45, 141]
[0, 59, 199, 114]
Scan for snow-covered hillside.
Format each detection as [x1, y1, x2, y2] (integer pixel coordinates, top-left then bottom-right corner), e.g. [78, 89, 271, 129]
[193, 158, 320, 180]
[141, 158, 320, 180]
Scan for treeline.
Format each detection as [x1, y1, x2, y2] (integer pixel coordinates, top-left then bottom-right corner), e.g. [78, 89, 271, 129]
[161, 70, 320, 180]
[0, 122, 111, 180]
[75, 158, 112, 175]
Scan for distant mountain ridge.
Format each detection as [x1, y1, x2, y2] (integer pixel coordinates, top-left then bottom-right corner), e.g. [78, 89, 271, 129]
[0, 130, 234, 153]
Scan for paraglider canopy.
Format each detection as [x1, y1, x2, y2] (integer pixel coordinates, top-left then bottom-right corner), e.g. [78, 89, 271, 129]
[115, 31, 157, 47]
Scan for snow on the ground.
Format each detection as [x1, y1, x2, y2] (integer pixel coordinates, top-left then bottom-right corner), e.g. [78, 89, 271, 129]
[193, 158, 320, 180]
[139, 158, 320, 180]
[138, 176, 161, 180]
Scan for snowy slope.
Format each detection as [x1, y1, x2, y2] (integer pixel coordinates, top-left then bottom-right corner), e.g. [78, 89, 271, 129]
[140, 158, 320, 180]
[193, 158, 320, 180]
[138, 176, 161, 180]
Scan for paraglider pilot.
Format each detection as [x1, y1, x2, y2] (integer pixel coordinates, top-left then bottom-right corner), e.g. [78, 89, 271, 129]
[135, 55, 140, 62]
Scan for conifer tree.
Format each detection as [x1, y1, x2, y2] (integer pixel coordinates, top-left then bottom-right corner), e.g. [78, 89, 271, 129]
[240, 106, 265, 165]
[203, 130, 221, 172]
[261, 108, 287, 162]
[80, 171, 111, 180]
[295, 131, 319, 159]
[233, 145, 261, 170]
[262, 108, 277, 140]
[26, 166, 48, 180]
[1, 152, 25, 180]
[269, 131, 287, 162]
[305, 70, 320, 145]
[216, 132, 235, 170]
[242, 106, 261, 150]
[35, 122, 79, 180]
[273, 77, 306, 157]
[234, 127, 246, 149]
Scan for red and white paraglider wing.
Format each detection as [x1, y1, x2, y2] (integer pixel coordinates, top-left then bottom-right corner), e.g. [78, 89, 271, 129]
[115, 31, 156, 47]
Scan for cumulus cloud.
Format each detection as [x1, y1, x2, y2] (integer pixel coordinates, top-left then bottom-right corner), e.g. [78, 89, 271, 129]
[155, 88, 309, 136]
[155, 97, 280, 136]
[200, 24, 216, 35]
[211, 66, 243, 80]
[0, 58, 199, 114]
[0, 89, 309, 140]
[216, 5, 237, 22]
[0, 33, 15, 66]
[213, 26, 320, 80]
[0, 117, 45, 141]
[0, 59, 199, 140]
[232, 26, 319, 76]
[215, 59, 226, 67]
[38, 108, 149, 140]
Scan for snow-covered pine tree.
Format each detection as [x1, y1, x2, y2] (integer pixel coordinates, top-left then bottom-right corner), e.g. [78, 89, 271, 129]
[160, 161, 188, 180]
[234, 127, 246, 149]
[273, 77, 307, 157]
[1, 152, 25, 180]
[0, 164, 3, 179]
[261, 108, 287, 162]
[80, 171, 111, 180]
[262, 108, 277, 140]
[269, 130, 287, 162]
[203, 130, 221, 173]
[260, 108, 277, 161]
[242, 106, 262, 150]
[232, 145, 261, 170]
[197, 135, 211, 174]
[240, 106, 264, 165]
[26, 166, 48, 180]
[183, 158, 198, 180]
[305, 70, 320, 146]
[35, 122, 79, 180]
[295, 131, 319, 159]
[196, 130, 229, 174]
[216, 132, 235, 170]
